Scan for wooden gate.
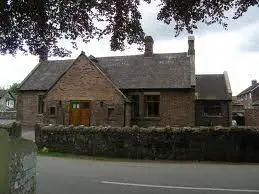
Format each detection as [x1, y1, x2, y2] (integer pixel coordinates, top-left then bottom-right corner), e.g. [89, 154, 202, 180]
[69, 101, 90, 126]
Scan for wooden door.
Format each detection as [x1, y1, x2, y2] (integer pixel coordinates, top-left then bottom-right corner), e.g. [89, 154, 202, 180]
[70, 101, 90, 126]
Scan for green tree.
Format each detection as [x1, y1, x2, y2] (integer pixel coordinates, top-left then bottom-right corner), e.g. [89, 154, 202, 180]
[8, 83, 20, 96]
[0, 0, 258, 57]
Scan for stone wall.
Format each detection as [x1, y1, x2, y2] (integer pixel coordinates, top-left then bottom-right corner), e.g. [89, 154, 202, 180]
[9, 138, 37, 194]
[0, 111, 16, 119]
[0, 122, 22, 138]
[0, 123, 37, 194]
[0, 129, 9, 194]
[35, 124, 259, 162]
[245, 108, 259, 126]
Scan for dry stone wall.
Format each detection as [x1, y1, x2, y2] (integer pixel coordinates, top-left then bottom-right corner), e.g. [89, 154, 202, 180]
[0, 122, 37, 194]
[35, 124, 259, 162]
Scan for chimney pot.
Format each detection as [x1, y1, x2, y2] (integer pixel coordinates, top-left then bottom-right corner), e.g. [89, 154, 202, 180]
[188, 36, 195, 55]
[144, 36, 154, 57]
[39, 46, 48, 62]
[252, 80, 257, 86]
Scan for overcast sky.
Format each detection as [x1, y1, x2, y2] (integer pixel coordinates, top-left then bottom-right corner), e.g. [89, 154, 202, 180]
[0, 2, 258, 95]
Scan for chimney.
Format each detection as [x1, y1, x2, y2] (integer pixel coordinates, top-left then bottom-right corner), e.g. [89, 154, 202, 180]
[188, 36, 195, 55]
[252, 80, 257, 86]
[144, 36, 154, 57]
[39, 45, 48, 62]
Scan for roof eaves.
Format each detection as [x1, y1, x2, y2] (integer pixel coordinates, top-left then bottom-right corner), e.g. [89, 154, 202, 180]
[18, 62, 41, 90]
[251, 84, 259, 92]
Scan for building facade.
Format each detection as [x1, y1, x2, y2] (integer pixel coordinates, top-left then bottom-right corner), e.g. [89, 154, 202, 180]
[17, 36, 232, 128]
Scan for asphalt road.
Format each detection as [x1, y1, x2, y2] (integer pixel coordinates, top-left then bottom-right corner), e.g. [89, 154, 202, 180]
[37, 156, 259, 194]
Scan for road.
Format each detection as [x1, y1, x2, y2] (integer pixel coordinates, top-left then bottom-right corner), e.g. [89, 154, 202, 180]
[37, 156, 259, 194]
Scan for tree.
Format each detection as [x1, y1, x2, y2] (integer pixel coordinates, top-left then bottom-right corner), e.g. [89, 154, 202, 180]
[7, 83, 20, 96]
[0, 0, 258, 57]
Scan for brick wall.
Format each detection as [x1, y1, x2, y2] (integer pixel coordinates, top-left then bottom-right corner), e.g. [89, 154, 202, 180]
[126, 89, 195, 127]
[45, 55, 127, 127]
[245, 108, 259, 126]
[17, 91, 46, 129]
[195, 100, 231, 127]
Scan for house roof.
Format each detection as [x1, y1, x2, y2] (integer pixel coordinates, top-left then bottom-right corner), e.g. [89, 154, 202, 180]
[237, 82, 259, 96]
[96, 53, 192, 89]
[19, 52, 192, 91]
[19, 59, 74, 91]
[0, 90, 15, 100]
[195, 74, 231, 100]
[0, 90, 7, 98]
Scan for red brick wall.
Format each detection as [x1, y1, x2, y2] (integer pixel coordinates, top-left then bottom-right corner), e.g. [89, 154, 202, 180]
[16, 91, 45, 129]
[160, 90, 195, 126]
[245, 109, 259, 126]
[45, 55, 126, 126]
[127, 89, 195, 127]
[195, 100, 231, 127]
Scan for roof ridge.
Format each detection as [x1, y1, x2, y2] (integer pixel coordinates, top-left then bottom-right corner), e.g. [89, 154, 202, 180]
[96, 52, 187, 59]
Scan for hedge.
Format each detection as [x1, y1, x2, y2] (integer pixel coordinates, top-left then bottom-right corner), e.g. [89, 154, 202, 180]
[35, 125, 259, 162]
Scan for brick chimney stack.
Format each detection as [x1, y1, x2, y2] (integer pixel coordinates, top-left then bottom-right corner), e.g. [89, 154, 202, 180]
[188, 36, 195, 55]
[252, 80, 257, 86]
[39, 45, 48, 62]
[144, 36, 154, 57]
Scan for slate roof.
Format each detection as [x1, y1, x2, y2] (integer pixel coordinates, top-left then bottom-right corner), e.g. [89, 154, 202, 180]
[0, 90, 7, 98]
[97, 53, 192, 89]
[0, 90, 14, 100]
[196, 74, 230, 100]
[19, 59, 74, 91]
[237, 82, 259, 96]
[19, 52, 192, 91]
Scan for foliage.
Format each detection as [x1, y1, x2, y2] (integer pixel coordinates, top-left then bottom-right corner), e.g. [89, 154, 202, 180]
[0, 0, 258, 56]
[7, 83, 19, 96]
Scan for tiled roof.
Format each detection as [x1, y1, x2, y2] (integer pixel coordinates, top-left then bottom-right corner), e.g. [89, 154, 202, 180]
[196, 74, 230, 100]
[237, 83, 259, 96]
[19, 53, 192, 91]
[0, 90, 7, 98]
[19, 60, 74, 91]
[97, 53, 192, 89]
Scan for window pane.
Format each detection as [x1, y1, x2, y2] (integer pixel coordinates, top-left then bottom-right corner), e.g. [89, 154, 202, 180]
[38, 95, 44, 114]
[49, 107, 56, 115]
[80, 102, 90, 109]
[144, 95, 160, 117]
[203, 103, 221, 116]
[131, 95, 139, 117]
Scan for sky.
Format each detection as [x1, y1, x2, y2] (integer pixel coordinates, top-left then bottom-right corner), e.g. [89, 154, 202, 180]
[0, 2, 258, 95]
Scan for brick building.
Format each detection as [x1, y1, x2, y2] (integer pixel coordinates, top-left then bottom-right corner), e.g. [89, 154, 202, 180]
[235, 80, 259, 126]
[17, 36, 232, 128]
[195, 73, 232, 126]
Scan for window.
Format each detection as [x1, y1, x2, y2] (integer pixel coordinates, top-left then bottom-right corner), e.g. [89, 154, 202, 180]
[203, 103, 221, 116]
[71, 102, 90, 109]
[131, 95, 139, 117]
[38, 95, 44, 114]
[249, 93, 252, 99]
[49, 107, 56, 116]
[144, 95, 160, 117]
[108, 107, 115, 121]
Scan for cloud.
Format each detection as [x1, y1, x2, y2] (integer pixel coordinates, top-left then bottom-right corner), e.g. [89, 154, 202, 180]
[139, 3, 259, 40]
[0, 2, 258, 95]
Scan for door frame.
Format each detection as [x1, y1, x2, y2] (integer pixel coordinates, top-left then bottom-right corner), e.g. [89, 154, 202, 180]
[69, 100, 91, 126]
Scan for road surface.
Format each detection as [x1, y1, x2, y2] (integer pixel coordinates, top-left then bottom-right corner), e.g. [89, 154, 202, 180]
[37, 156, 259, 194]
